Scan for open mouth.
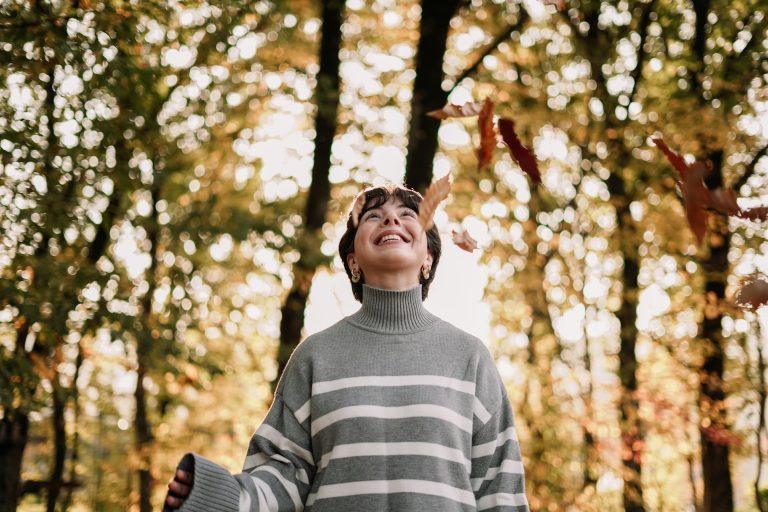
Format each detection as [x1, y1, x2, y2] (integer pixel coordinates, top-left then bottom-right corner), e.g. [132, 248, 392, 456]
[375, 232, 410, 245]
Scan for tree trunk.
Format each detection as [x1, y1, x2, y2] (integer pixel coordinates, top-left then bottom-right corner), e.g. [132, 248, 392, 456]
[61, 337, 85, 512]
[135, 180, 161, 512]
[582, 311, 598, 491]
[698, 151, 734, 512]
[519, 194, 568, 505]
[605, 162, 644, 512]
[134, 354, 153, 512]
[47, 374, 67, 512]
[0, 414, 29, 512]
[274, 0, 344, 386]
[404, 0, 462, 193]
[687, 0, 735, 506]
[616, 214, 643, 512]
[755, 319, 767, 512]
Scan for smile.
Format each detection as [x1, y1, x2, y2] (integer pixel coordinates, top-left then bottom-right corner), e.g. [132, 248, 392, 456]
[375, 232, 411, 245]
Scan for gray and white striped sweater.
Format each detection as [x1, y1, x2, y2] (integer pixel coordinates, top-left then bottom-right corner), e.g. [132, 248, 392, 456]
[177, 285, 528, 511]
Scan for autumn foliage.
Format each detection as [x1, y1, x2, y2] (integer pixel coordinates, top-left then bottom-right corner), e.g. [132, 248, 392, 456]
[653, 137, 768, 309]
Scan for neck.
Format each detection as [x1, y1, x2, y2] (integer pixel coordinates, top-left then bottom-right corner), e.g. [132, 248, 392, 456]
[347, 285, 436, 334]
[361, 271, 421, 292]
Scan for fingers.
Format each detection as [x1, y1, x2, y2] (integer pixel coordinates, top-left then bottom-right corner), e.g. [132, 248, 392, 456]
[175, 469, 194, 486]
[165, 493, 184, 509]
[165, 469, 194, 509]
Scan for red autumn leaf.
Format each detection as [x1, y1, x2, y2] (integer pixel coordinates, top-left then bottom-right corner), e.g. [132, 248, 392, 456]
[680, 161, 710, 245]
[498, 117, 541, 185]
[735, 275, 768, 310]
[652, 137, 690, 178]
[475, 98, 495, 170]
[452, 228, 478, 253]
[426, 101, 485, 120]
[738, 206, 768, 222]
[418, 174, 452, 230]
[706, 187, 741, 216]
[652, 137, 713, 244]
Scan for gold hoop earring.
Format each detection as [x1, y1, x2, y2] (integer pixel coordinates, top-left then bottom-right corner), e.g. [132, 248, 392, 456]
[421, 266, 430, 280]
[351, 268, 361, 283]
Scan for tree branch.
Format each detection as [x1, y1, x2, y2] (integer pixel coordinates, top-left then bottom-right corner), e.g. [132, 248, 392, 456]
[734, 143, 768, 191]
[722, 11, 768, 81]
[627, 0, 657, 106]
[448, 9, 529, 94]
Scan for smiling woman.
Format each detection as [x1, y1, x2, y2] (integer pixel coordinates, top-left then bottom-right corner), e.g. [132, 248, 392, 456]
[164, 183, 529, 512]
[338, 185, 441, 301]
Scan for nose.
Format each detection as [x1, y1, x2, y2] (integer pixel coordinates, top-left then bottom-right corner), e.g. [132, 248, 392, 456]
[383, 211, 400, 225]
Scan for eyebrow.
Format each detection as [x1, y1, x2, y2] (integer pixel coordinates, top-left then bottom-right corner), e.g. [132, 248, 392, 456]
[363, 204, 415, 214]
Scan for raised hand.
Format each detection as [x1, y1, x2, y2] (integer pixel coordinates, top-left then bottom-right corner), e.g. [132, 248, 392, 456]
[164, 468, 194, 510]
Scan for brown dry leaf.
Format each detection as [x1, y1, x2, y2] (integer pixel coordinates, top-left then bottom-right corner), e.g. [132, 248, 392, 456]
[418, 174, 452, 230]
[499, 118, 541, 185]
[680, 162, 710, 245]
[652, 137, 714, 244]
[498, 117, 541, 185]
[735, 275, 768, 310]
[738, 206, 768, 222]
[652, 137, 690, 178]
[349, 191, 367, 227]
[475, 98, 495, 170]
[426, 101, 485, 120]
[452, 228, 478, 253]
[707, 188, 741, 216]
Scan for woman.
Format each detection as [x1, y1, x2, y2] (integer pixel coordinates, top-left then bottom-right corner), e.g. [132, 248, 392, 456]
[165, 183, 528, 511]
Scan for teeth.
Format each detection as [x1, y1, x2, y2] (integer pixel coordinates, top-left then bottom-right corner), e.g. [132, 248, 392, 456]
[378, 234, 403, 244]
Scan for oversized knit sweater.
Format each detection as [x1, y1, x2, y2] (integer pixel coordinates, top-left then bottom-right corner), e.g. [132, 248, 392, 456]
[177, 285, 528, 511]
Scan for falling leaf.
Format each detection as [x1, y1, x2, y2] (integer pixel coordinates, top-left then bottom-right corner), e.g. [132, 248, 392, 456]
[475, 98, 495, 170]
[706, 188, 741, 216]
[652, 137, 712, 244]
[652, 137, 690, 177]
[452, 228, 478, 252]
[418, 174, 452, 230]
[498, 117, 541, 185]
[349, 191, 366, 227]
[738, 206, 768, 222]
[680, 162, 710, 245]
[735, 275, 768, 310]
[426, 101, 485, 120]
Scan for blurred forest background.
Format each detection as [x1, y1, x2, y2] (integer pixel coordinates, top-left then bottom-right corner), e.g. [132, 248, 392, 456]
[2, 0, 768, 511]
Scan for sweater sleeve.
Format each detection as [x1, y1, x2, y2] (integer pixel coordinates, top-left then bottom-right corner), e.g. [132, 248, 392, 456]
[177, 354, 316, 511]
[469, 353, 528, 511]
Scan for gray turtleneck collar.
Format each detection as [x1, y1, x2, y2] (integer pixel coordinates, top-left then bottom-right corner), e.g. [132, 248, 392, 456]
[346, 285, 438, 334]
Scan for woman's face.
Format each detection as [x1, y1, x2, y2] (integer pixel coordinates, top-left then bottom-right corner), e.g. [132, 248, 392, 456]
[347, 196, 432, 288]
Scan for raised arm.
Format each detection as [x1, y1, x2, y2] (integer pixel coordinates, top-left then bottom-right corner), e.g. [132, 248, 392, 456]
[164, 391, 315, 512]
[164, 344, 316, 512]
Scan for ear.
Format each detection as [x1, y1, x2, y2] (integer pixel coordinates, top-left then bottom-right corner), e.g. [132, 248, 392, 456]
[347, 253, 357, 270]
[423, 252, 433, 268]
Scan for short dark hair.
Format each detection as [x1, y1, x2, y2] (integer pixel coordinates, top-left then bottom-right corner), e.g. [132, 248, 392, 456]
[338, 183, 442, 302]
